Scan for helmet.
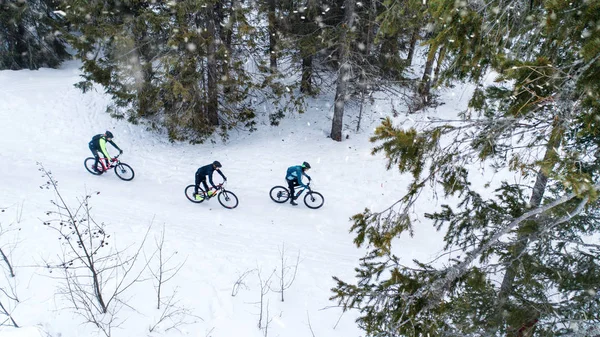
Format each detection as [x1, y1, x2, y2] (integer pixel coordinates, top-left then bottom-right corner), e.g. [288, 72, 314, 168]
[302, 161, 311, 169]
[213, 161, 222, 168]
[105, 131, 114, 138]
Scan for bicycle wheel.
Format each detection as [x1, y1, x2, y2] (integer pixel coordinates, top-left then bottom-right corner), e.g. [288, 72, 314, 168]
[218, 190, 239, 209]
[185, 185, 206, 203]
[84, 157, 103, 175]
[269, 186, 290, 203]
[304, 191, 324, 209]
[114, 163, 135, 181]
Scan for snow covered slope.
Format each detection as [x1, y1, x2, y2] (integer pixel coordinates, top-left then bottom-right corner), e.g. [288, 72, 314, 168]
[0, 61, 469, 337]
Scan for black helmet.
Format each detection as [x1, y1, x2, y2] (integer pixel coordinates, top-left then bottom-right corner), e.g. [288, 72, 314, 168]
[105, 131, 114, 138]
[302, 161, 311, 169]
[213, 160, 222, 168]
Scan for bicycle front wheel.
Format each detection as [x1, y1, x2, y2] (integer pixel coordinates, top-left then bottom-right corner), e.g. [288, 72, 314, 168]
[304, 191, 324, 209]
[269, 186, 290, 203]
[114, 163, 135, 181]
[218, 190, 239, 209]
[185, 185, 206, 203]
[84, 157, 103, 175]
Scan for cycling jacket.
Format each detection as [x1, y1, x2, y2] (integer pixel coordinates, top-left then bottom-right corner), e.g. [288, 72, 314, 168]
[196, 164, 227, 189]
[89, 134, 121, 160]
[286, 165, 311, 187]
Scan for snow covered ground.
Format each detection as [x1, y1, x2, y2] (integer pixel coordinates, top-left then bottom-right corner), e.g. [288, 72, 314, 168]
[0, 61, 472, 337]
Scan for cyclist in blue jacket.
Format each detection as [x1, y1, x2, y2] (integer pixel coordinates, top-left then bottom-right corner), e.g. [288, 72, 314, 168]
[286, 161, 311, 206]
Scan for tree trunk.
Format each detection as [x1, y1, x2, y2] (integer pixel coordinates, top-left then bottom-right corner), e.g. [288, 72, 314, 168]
[220, 0, 235, 94]
[0, 248, 14, 277]
[356, 87, 365, 132]
[433, 45, 446, 82]
[16, 24, 29, 70]
[300, 55, 313, 94]
[355, 0, 377, 133]
[379, 35, 400, 76]
[406, 27, 419, 66]
[496, 127, 562, 334]
[330, 0, 355, 141]
[206, 2, 220, 126]
[132, 21, 154, 117]
[364, 0, 376, 57]
[418, 45, 435, 107]
[137, 63, 154, 117]
[0, 301, 18, 327]
[268, 0, 277, 71]
[300, 0, 317, 94]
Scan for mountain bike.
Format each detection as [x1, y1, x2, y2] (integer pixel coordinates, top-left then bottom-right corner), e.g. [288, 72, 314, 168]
[184, 181, 239, 209]
[84, 155, 135, 181]
[269, 182, 324, 209]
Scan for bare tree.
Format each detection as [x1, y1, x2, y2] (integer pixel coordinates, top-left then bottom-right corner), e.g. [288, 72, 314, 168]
[146, 224, 198, 333]
[256, 268, 275, 330]
[262, 299, 273, 337]
[148, 289, 200, 333]
[0, 249, 19, 328]
[306, 311, 316, 337]
[0, 207, 21, 328]
[39, 163, 152, 336]
[271, 243, 300, 302]
[231, 268, 256, 297]
[0, 221, 18, 278]
[147, 224, 187, 310]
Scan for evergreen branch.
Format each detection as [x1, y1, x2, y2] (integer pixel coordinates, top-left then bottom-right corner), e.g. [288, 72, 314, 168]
[422, 183, 599, 308]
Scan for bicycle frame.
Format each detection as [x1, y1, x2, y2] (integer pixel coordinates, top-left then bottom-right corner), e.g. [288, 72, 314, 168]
[98, 156, 120, 171]
[292, 184, 311, 199]
[269, 181, 322, 209]
[206, 181, 228, 198]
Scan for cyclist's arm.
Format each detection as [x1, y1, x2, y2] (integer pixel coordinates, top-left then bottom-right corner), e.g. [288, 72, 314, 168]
[216, 169, 227, 181]
[99, 138, 112, 160]
[302, 172, 311, 180]
[108, 140, 122, 152]
[208, 172, 217, 189]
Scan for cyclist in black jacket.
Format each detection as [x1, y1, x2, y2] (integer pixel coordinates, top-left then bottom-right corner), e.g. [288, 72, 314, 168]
[89, 131, 122, 170]
[194, 161, 227, 201]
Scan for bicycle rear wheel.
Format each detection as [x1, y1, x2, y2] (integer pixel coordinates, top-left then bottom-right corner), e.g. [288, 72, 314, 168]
[269, 186, 290, 203]
[185, 185, 206, 203]
[218, 190, 239, 209]
[114, 163, 135, 181]
[304, 191, 324, 209]
[84, 157, 103, 175]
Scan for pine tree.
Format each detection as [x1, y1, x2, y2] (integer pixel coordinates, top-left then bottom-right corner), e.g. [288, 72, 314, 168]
[332, 0, 600, 336]
[0, 0, 68, 70]
[328, 0, 420, 139]
[61, 0, 304, 142]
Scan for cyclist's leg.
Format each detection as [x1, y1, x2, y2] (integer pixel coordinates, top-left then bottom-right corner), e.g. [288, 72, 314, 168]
[287, 179, 298, 200]
[201, 178, 210, 195]
[194, 171, 202, 194]
[94, 154, 100, 170]
[98, 152, 108, 170]
[89, 145, 101, 170]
